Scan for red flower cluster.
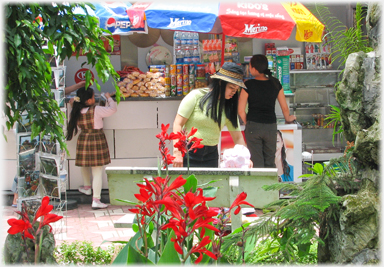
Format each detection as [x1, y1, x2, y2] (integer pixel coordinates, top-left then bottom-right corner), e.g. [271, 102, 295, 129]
[156, 123, 204, 168]
[7, 196, 63, 240]
[130, 174, 219, 263]
[129, 174, 255, 263]
[126, 125, 256, 264]
[173, 127, 204, 157]
[156, 124, 179, 168]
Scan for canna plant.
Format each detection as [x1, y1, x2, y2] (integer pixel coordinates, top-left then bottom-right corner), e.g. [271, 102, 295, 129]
[111, 124, 254, 264]
[4, 196, 63, 264]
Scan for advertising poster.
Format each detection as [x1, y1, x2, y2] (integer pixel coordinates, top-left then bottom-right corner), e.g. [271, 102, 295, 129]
[276, 129, 294, 182]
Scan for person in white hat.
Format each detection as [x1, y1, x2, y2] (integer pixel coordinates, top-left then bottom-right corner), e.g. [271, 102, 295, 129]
[172, 62, 252, 168]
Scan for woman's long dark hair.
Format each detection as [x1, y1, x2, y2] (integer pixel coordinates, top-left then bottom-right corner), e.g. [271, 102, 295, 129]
[199, 78, 239, 129]
[277, 130, 290, 178]
[66, 87, 94, 141]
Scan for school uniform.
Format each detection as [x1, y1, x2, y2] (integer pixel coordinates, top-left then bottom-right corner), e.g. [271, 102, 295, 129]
[75, 105, 111, 167]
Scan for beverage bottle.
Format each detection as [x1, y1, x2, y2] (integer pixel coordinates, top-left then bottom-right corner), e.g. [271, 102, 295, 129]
[174, 31, 181, 47]
[192, 46, 200, 63]
[184, 46, 192, 63]
[175, 46, 184, 64]
[186, 32, 193, 47]
[180, 32, 187, 49]
[192, 32, 199, 46]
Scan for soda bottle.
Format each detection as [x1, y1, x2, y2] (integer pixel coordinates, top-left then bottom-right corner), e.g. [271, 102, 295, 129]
[176, 46, 184, 64]
[174, 31, 181, 47]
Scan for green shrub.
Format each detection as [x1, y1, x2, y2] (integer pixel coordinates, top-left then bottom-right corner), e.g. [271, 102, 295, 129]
[54, 241, 122, 265]
[223, 238, 318, 264]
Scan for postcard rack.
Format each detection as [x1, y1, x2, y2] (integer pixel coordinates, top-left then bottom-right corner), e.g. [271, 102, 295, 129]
[16, 48, 68, 237]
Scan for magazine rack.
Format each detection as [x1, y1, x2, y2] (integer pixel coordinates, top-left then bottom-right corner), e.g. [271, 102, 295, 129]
[15, 47, 68, 237]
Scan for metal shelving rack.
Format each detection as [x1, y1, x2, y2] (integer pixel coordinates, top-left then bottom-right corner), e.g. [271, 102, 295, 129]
[15, 46, 68, 237]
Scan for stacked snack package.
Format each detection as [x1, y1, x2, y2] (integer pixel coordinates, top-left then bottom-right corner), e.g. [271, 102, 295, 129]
[265, 43, 277, 76]
[289, 54, 304, 70]
[305, 30, 332, 70]
[169, 64, 177, 96]
[164, 65, 171, 96]
[195, 64, 207, 88]
[224, 37, 240, 63]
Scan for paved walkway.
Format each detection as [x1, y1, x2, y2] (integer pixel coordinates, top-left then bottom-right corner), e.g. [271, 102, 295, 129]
[1, 203, 136, 250]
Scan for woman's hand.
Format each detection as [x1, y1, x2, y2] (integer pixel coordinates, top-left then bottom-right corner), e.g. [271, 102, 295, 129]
[105, 92, 111, 99]
[248, 159, 253, 168]
[172, 151, 183, 167]
[285, 115, 297, 124]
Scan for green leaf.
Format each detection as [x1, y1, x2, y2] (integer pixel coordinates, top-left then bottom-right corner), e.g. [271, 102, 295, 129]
[157, 231, 181, 264]
[183, 174, 197, 193]
[132, 223, 139, 233]
[127, 245, 154, 264]
[312, 163, 324, 175]
[203, 186, 218, 198]
[14, 34, 21, 48]
[111, 243, 129, 264]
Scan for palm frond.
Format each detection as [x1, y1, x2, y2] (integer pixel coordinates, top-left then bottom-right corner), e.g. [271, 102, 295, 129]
[311, 3, 373, 71]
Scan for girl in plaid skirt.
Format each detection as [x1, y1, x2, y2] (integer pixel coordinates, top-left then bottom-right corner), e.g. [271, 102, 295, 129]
[67, 87, 117, 209]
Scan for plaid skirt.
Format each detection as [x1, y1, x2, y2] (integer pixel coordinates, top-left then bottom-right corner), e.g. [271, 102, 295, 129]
[75, 129, 111, 167]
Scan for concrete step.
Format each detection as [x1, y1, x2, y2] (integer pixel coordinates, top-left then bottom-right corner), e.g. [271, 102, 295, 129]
[2, 189, 110, 210]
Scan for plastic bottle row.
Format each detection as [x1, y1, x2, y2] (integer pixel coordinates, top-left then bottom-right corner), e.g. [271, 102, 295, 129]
[173, 31, 201, 64]
[174, 31, 199, 48]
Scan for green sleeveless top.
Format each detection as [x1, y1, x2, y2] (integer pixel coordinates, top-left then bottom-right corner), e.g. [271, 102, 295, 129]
[177, 88, 241, 146]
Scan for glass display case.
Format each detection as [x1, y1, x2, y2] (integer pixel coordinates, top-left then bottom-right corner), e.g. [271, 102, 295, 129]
[289, 70, 346, 160]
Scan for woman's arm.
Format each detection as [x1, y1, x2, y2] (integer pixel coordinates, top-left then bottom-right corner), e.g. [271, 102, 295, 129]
[277, 89, 296, 123]
[65, 80, 86, 95]
[238, 88, 248, 125]
[172, 114, 189, 167]
[95, 92, 117, 117]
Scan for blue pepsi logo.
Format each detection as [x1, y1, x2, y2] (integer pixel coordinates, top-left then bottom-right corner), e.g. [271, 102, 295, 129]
[106, 17, 131, 33]
[107, 18, 117, 33]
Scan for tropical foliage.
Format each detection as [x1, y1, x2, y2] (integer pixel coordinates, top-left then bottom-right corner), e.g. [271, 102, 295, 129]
[220, 147, 359, 264]
[311, 3, 373, 69]
[5, 3, 121, 152]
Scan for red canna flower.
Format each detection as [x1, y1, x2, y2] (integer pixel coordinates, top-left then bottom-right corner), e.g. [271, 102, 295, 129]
[40, 213, 63, 232]
[34, 196, 53, 222]
[7, 218, 34, 240]
[167, 175, 187, 192]
[229, 192, 255, 215]
[189, 137, 204, 153]
[156, 124, 181, 169]
[134, 188, 153, 203]
[191, 236, 217, 264]
[174, 127, 205, 157]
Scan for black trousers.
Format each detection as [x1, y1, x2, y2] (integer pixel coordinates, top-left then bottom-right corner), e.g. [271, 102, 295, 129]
[183, 145, 219, 168]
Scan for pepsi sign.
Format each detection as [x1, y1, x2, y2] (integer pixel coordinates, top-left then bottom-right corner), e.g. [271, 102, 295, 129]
[106, 17, 131, 33]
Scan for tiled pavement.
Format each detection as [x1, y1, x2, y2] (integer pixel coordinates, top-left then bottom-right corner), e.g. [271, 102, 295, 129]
[1, 203, 136, 249]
